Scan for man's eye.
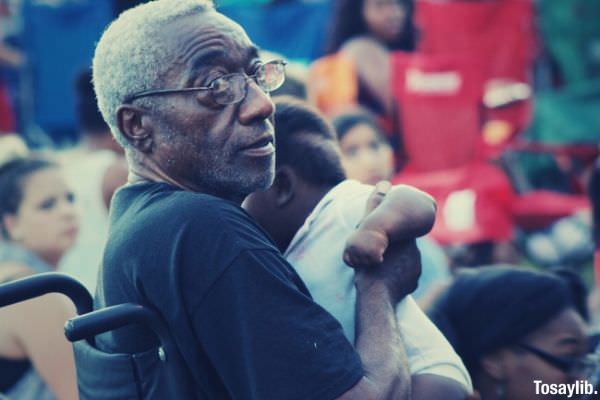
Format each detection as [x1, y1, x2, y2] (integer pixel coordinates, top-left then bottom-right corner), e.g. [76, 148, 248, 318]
[210, 77, 231, 93]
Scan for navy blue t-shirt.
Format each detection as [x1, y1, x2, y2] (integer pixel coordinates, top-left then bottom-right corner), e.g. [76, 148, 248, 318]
[95, 182, 363, 399]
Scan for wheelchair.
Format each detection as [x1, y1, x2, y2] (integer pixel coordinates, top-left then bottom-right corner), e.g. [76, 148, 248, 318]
[0, 272, 197, 399]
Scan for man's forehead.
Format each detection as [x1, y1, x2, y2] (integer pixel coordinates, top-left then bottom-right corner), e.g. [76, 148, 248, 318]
[167, 11, 259, 68]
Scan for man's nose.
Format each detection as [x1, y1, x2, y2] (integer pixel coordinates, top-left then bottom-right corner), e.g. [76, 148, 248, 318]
[238, 80, 275, 125]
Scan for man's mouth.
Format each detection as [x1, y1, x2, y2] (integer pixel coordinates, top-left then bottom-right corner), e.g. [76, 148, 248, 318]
[240, 134, 275, 156]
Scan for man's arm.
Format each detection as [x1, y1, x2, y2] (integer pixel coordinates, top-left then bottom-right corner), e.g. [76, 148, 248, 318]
[337, 282, 410, 399]
[337, 240, 422, 399]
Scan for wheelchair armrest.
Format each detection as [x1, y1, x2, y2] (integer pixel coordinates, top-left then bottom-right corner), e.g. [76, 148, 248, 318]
[65, 303, 166, 343]
[0, 272, 92, 315]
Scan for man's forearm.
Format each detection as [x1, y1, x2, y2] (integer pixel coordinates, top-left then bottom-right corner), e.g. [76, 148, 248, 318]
[354, 282, 411, 400]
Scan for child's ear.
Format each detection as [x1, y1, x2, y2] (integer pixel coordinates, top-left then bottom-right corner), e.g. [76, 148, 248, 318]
[480, 349, 509, 381]
[272, 166, 296, 208]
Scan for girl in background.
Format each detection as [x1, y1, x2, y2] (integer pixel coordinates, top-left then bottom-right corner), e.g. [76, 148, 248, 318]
[0, 157, 79, 400]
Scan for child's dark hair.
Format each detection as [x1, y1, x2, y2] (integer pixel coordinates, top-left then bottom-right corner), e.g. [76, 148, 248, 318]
[273, 96, 346, 187]
[0, 157, 57, 238]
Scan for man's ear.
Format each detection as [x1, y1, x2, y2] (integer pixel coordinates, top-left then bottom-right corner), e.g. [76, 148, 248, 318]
[272, 166, 297, 208]
[116, 104, 153, 153]
[480, 349, 509, 381]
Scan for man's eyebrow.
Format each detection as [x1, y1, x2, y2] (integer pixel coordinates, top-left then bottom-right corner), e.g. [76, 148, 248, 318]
[185, 49, 228, 79]
[247, 46, 260, 61]
[184, 45, 261, 84]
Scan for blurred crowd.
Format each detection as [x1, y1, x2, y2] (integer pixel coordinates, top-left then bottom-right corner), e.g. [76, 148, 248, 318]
[0, 0, 600, 399]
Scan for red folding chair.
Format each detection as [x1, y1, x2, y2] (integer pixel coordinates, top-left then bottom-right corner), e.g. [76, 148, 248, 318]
[414, 0, 537, 152]
[390, 50, 589, 245]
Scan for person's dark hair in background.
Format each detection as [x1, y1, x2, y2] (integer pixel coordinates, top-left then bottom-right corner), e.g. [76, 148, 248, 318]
[273, 96, 346, 188]
[326, 0, 416, 54]
[75, 69, 109, 135]
[333, 109, 385, 143]
[429, 266, 591, 400]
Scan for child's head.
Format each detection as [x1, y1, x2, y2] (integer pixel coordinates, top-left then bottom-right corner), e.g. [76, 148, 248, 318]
[333, 110, 395, 185]
[244, 96, 346, 250]
[0, 157, 79, 264]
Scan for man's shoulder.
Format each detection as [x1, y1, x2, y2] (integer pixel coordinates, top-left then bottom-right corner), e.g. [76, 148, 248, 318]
[113, 182, 241, 220]
[111, 182, 274, 250]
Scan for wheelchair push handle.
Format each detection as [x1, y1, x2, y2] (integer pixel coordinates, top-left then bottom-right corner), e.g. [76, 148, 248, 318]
[0, 272, 93, 315]
[65, 303, 167, 343]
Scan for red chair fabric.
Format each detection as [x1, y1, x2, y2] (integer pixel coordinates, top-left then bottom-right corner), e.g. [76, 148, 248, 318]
[414, 0, 536, 145]
[393, 162, 516, 244]
[391, 51, 487, 172]
[512, 191, 590, 231]
[0, 82, 15, 133]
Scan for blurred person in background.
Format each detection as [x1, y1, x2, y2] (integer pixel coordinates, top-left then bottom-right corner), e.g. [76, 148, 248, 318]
[332, 107, 451, 305]
[429, 266, 594, 400]
[589, 157, 600, 329]
[0, 0, 22, 134]
[324, 0, 415, 119]
[244, 97, 471, 399]
[0, 133, 28, 166]
[332, 108, 395, 186]
[57, 69, 127, 292]
[0, 157, 79, 400]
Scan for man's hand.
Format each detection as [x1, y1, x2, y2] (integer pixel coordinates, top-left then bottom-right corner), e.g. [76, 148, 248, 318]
[354, 239, 422, 304]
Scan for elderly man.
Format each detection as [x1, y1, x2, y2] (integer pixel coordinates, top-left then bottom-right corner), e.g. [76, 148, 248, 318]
[92, 1, 429, 398]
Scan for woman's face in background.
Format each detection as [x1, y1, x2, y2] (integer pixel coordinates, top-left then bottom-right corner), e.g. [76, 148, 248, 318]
[3, 168, 79, 265]
[339, 122, 394, 185]
[362, 0, 407, 44]
[500, 308, 589, 400]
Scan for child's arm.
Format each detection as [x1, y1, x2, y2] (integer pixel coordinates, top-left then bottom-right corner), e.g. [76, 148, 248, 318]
[344, 183, 437, 267]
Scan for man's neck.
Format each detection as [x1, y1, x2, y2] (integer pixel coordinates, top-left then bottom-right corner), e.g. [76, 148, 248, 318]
[127, 165, 245, 205]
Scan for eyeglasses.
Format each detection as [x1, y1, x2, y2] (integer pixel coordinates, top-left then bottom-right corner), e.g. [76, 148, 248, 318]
[516, 343, 600, 378]
[124, 59, 287, 105]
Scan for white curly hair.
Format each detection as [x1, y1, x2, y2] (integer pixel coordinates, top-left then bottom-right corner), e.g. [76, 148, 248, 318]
[92, 0, 215, 147]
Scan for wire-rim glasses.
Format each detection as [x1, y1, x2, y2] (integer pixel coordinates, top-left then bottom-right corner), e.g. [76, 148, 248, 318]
[124, 59, 287, 105]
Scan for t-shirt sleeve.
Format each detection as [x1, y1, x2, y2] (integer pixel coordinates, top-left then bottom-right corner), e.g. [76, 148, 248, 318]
[190, 249, 364, 400]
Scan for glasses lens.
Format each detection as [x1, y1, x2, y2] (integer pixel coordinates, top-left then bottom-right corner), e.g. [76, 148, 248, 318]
[256, 60, 286, 92]
[211, 74, 246, 105]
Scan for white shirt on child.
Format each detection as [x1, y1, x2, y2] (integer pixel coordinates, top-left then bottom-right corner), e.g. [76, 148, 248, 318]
[284, 180, 472, 390]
